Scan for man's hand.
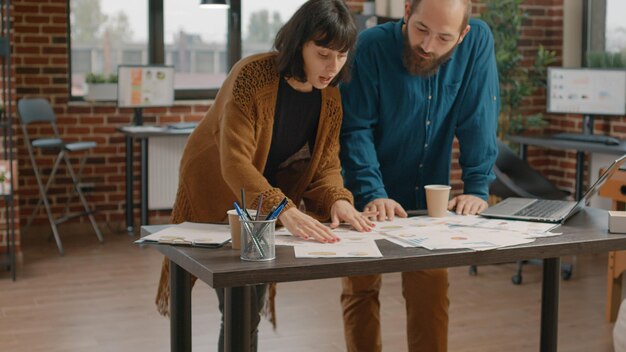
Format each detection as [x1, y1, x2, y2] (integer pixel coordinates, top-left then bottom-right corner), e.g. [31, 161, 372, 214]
[329, 199, 376, 232]
[364, 198, 408, 221]
[448, 194, 488, 215]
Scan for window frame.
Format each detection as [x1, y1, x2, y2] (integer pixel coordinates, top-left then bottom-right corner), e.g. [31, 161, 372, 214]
[68, 0, 243, 101]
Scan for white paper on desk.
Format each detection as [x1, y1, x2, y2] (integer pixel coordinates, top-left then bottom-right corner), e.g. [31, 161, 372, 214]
[275, 230, 384, 246]
[470, 218, 559, 234]
[400, 213, 485, 227]
[371, 214, 557, 234]
[525, 231, 562, 238]
[381, 225, 449, 247]
[120, 125, 167, 133]
[384, 226, 535, 250]
[274, 224, 386, 242]
[365, 214, 484, 233]
[294, 240, 382, 258]
[136, 222, 231, 245]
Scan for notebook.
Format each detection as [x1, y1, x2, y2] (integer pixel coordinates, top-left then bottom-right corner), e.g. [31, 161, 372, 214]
[480, 154, 626, 223]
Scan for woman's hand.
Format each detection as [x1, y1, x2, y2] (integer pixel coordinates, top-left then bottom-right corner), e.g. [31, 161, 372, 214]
[330, 199, 376, 232]
[279, 207, 340, 243]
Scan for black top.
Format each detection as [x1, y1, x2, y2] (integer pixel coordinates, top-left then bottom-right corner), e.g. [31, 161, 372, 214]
[264, 77, 321, 185]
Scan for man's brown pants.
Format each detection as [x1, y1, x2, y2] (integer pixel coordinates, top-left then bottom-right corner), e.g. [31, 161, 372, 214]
[341, 269, 449, 352]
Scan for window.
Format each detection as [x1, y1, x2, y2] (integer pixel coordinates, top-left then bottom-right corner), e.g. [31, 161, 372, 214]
[122, 49, 144, 65]
[165, 0, 228, 91]
[605, 0, 626, 54]
[69, 0, 148, 97]
[195, 51, 215, 74]
[241, 1, 307, 57]
[69, 0, 309, 100]
[585, 0, 626, 65]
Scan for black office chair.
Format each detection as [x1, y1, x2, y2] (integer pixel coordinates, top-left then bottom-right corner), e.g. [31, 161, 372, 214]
[470, 140, 573, 284]
[490, 140, 571, 201]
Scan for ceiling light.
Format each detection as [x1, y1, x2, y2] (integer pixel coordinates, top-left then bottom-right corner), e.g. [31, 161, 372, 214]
[200, 0, 229, 9]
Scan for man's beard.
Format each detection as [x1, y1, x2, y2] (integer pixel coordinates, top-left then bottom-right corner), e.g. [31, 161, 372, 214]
[402, 29, 456, 77]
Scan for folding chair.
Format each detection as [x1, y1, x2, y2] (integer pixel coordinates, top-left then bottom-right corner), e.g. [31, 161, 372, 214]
[17, 98, 103, 255]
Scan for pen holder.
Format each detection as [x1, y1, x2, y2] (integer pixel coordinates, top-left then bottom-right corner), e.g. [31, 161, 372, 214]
[240, 218, 276, 261]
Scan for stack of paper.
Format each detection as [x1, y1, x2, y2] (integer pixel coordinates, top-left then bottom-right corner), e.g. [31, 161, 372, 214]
[275, 227, 383, 258]
[136, 222, 231, 248]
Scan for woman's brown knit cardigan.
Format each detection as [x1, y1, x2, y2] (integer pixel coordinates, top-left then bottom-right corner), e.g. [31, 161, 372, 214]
[155, 53, 354, 327]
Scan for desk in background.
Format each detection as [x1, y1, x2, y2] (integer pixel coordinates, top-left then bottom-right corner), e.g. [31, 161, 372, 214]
[142, 208, 626, 352]
[118, 126, 194, 233]
[598, 168, 626, 322]
[508, 135, 626, 200]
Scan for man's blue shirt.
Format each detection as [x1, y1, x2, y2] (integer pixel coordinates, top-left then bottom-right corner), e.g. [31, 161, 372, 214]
[340, 18, 499, 210]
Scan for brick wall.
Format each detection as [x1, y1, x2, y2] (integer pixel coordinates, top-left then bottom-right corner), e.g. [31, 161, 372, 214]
[11, 0, 210, 249]
[4, 0, 605, 253]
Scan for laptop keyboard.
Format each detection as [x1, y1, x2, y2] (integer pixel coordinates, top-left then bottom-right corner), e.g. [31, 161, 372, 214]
[513, 200, 567, 218]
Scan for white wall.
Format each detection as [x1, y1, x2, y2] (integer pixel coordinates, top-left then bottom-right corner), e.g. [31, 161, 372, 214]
[563, 0, 583, 68]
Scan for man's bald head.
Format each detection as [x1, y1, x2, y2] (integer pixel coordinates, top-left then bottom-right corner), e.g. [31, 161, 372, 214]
[407, 0, 471, 32]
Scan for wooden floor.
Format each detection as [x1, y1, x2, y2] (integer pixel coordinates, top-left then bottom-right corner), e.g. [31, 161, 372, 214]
[0, 225, 620, 352]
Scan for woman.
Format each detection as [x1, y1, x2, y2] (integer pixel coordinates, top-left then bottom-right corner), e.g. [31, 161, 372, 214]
[156, 0, 373, 350]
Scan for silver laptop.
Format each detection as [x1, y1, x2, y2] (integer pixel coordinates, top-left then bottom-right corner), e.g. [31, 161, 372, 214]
[481, 154, 626, 223]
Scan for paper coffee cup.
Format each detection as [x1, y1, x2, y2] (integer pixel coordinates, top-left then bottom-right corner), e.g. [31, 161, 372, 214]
[227, 209, 257, 250]
[424, 185, 451, 217]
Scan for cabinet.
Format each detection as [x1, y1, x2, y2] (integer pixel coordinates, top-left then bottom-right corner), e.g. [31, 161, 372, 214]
[0, 0, 16, 281]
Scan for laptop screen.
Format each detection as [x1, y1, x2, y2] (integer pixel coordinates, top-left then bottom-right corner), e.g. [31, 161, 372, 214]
[567, 153, 626, 217]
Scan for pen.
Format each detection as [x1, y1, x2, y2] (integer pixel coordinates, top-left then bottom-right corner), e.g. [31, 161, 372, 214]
[265, 197, 288, 220]
[241, 188, 253, 220]
[255, 194, 264, 221]
[234, 199, 253, 221]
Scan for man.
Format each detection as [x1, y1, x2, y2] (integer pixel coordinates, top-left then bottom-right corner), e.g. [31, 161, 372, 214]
[339, 0, 499, 351]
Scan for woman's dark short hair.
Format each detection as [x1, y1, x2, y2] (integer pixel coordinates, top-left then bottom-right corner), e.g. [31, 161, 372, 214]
[274, 0, 357, 86]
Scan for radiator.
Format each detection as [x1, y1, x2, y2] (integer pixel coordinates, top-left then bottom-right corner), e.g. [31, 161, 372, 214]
[148, 136, 188, 210]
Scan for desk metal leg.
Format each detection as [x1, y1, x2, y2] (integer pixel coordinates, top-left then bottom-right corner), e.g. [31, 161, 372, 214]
[519, 143, 527, 160]
[540, 257, 560, 352]
[140, 138, 148, 226]
[125, 136, 134, 233]
[575, 151, 585, 200]
[170, 260, 192, 352]
[224, 286, 251, 352]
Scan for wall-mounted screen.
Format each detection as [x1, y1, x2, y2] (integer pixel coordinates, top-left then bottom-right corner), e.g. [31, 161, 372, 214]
[117, 65, 175, 108]
[547, 67, 626, 116]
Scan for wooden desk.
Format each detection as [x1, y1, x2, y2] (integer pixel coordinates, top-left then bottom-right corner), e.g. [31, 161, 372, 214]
[143, 208, 626, 352]
[598, 168, 626, 322]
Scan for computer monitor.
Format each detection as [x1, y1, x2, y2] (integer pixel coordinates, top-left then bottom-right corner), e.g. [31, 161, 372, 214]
[117, 65, 175, 108]
[547, 67, 626, 116]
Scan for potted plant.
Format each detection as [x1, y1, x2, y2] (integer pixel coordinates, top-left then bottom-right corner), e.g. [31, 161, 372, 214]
[85, 72, 118, 102]
[480, 0, 556, 140]
[0, 162, 10, 195]
[586, 51, 626, 68]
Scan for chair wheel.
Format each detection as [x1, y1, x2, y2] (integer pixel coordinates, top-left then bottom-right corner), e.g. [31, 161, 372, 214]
[469, 265, 477, 276]
[561, 268, 572, 280]
[511, 274, 523, 285]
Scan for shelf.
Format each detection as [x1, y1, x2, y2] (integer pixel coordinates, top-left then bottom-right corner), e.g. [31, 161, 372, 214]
[0, 0, 15, 281]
